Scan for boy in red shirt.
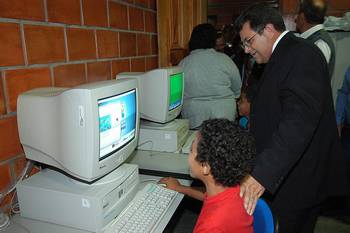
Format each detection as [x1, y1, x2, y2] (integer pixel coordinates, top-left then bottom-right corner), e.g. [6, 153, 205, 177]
[160, 119, 255, 233]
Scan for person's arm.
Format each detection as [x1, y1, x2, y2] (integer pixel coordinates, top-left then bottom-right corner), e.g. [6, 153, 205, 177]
[335, 67, 350, 136]
[226, 57, 242, 98]
[314, 39, 331, 64]
[231, 71, 242, 99]
[159, 177, 205, 201]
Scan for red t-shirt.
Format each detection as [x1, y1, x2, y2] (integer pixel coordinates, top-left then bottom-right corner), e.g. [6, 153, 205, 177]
[193, 186, 253, 233]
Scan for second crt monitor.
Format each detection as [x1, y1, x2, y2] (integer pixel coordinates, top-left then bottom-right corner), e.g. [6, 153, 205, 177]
[117, 67, 189, 152]
[117, 67, 184, 124]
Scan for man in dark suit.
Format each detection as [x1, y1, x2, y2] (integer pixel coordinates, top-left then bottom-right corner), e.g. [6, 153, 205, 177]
[234, 4, 349, 233]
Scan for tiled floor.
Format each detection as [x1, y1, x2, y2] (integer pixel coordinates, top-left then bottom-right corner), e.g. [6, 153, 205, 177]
[314, 216, 350, 233]
[163, 196, 350, 233]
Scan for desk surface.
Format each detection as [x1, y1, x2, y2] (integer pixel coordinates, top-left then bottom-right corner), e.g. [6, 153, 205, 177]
[2, 175, 191, 233]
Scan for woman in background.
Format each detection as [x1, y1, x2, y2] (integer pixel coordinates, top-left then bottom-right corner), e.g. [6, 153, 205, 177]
[179, 23, 241, 129]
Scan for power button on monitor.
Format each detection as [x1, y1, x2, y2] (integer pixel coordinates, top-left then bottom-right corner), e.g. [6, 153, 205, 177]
[79, 105, 85, 127]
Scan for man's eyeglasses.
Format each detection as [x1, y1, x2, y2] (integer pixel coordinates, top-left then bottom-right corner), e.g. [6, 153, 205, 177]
[240, 27, 264, 49]
[240, 33, 258, 49]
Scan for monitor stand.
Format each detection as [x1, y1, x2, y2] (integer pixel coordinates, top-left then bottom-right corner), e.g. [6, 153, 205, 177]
[137, 119, 190, 152]
[69, 166, 126, 186]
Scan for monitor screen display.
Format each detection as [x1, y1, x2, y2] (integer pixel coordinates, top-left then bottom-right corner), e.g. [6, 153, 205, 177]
[169, 72, 183, 111]
[98, 89, 137, 160]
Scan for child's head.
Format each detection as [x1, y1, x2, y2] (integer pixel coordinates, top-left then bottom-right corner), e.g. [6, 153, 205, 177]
[238, 91, 251, 117]
[188, 119, 255, 187]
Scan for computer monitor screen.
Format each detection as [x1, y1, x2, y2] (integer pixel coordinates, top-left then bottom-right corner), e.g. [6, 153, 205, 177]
[117, 66, 184, 124]
[169, 72, 183, 111]
[17, 79, 139, 182]
[98, 89, 136, 160]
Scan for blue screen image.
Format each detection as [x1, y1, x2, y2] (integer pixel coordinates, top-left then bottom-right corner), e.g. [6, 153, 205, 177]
[98, 89, 136, 160]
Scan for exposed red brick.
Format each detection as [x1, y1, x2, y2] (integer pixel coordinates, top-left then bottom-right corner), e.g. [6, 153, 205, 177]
[109, 2, 128, 29]
[151, 35, 158, 55]
[149, 0, 156, 10]
[131, 58, 145, 72]
[145, 11, 157, 33]
[0, 73, 5, 114]
[112, 59, 130, 78]
[0, 0, 45, 21]
[13, 156, 26, 178]
[66, 28, 96, 61]
[82, 0, 108, 27]
[54, 63, 86, 87]
[134, 0, 148, 8]
[119, 32, 136, 57]
[87, 61, 111, 82]
[0, 192, 13, 210]
[96, 30, 119, 58]
[0, 22, 24, 67]
[47, 0, 81, 25]
[0, 163, 11, 196]
[129, 7, 144, 31]
[0, 117, 23, 162]
[24, 25, 65, 64]
[137, 33, 151, 56]
[5, 68, 52, 112]
[146, 56, 158, 70]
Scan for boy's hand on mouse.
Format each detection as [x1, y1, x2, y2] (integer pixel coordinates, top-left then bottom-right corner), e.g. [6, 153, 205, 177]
[159, 177, 182, 191]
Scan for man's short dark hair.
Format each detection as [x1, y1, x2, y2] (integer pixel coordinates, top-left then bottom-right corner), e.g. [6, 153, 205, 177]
[234, 3, 286, 34]
[299, 0, 327, 24]
[189, 23, 217, 52]
[196, 119, 256, 187]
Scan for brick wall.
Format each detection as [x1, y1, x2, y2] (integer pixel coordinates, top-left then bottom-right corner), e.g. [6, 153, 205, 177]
[0, 0, 158, 212]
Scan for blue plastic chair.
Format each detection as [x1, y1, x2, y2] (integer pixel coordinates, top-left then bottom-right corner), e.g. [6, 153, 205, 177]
[253, 198, 278, 233]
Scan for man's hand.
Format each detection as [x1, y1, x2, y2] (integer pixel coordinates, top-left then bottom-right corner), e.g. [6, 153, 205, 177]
[240, 175, 265, 215]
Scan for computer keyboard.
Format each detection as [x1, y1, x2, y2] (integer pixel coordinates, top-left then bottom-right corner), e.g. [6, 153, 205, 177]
[104, 182, 178, 233]
[181, 130, 197, 154]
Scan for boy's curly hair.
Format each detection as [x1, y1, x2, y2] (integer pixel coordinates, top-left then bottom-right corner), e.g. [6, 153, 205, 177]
[196, 119, 256, 187]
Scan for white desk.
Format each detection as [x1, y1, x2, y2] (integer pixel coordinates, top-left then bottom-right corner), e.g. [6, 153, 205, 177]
[2, 174, 191, 233]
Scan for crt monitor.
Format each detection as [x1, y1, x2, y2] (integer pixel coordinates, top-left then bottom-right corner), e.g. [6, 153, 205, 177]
[17, 79, 139, 182]
[117, 66, 184, 124]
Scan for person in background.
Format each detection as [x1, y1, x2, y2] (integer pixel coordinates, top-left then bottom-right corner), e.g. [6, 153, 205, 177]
[295, 0, 335, 77]
[220, 24, 246, 77]
[336, 66, 350, 157]
[160, 119, 255, 233]
[241, 58, 265, 101]
[235, 3, 349, 233]
[179, 23, 241, 129]
[207, 15, 219, 30]
[215, 32, 226, 52]
[238, 91, 251, 130]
